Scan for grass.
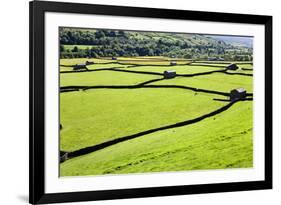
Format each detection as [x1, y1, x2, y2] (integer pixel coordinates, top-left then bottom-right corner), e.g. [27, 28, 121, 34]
[59, 57, 254, 176]
[237, 64, 253, 69]
[191, 62, 253, 69]
[195, 61, 253, 64]
[60, 89, 226, 152]
[60, 58, 115, 66]
[60, 63, 127, 72]
[63, 45, 98, 50]
[60, 57, 192, 67]
[151, 73, 253, 93]
[123, 65, 224, 74]
[60, 70, 158, 87]
[118, 60, 190, 66]
[118, 56, 191, 61]
[60, 101, 253, 176]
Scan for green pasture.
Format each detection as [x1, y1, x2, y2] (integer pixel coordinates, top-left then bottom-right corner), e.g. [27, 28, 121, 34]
[63, 45, 99, 50]
[60, 63, 126, 72]
[237, 64, 253, 69]
[59, 57, 191, 67]
[60, 70, 157, 87]
[60, 58, 114, 66]
[191, 62, 252, 69]
[194, 61, 253, 64]
[60, 89, 226, 152]
[59, 57, 254, 176]
[61, 101, 253, 176]
[118, 56, 190, 61]
[123, 65, 224, 74]
[151, 73, 253, 93]
[118, 60, 190, 66]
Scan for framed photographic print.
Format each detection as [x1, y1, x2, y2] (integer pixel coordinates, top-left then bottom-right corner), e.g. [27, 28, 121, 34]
[29, 0, 272, 204]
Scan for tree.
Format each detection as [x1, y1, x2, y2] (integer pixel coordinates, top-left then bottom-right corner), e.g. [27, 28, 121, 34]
[72, 46, 79, 52]
[59, 28, 253, 60]
[118, 30, 125, 36]
[95, 30, 105, 39]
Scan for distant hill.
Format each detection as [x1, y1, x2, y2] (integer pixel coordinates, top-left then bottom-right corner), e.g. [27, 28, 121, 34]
[59, 27, 253, 61]
[205, 35, 253, 48]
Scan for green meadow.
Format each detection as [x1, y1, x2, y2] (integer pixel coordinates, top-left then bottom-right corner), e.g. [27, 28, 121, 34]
[151, 72, 253, 93]
[60, 89, 226, 152]
[61, 101, 253, 176]
[59, 57, 253, 176]
[122, 65, 224, 74]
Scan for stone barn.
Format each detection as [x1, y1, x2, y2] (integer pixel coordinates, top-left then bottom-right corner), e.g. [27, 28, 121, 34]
[86, 60, 94, 65]
[230, 88, 247, 101]
[170, 61, 177, 66]
[164, 70, 176, 79]
[73, 63, 88, 71]
[226, 63, 239, 71]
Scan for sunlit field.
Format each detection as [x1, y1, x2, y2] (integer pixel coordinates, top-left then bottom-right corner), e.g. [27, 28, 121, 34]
[59, 57, 253, 176]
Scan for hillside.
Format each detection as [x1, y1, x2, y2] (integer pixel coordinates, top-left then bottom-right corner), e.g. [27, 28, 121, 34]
[59, 27, 253, 61]
[207, 35, 253, 48]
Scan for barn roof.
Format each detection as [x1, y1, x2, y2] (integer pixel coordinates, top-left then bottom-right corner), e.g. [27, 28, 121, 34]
[164, 70, 176, 73]
[227, 63, 237, 67]
[234, 88, 246, 93]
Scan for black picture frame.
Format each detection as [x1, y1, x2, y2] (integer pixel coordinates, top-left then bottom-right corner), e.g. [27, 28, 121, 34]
[29, 0, 272, 204]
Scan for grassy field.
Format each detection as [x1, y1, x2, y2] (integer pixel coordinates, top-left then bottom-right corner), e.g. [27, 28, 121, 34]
[60, 89, 226, 152]
[60, 63, 126, 72]
[61, 101, 252, 176]
[122, 65, 225, 74]
[63, 45, 99, 50]
[118, 60, 190, 66]
[59, 57, 253, 176]
[60, 70, 157, 87]
[60, 56, 192, 67]
[151, 73, 253, 93]
[60, 58, 115, 66]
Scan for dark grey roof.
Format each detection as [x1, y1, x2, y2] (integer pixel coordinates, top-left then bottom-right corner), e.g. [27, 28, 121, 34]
[234, 88, 246, 93]
[164, 70, 176, 73]
[227, 63, 237, 67]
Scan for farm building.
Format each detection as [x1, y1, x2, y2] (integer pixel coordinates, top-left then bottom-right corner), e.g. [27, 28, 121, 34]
[112, 57, 117, 60]
[170, 61, 177, 66]
[226, 63, 239, 70]
[230, 88, 247, 101]
[164, 70, 176, 79]
[86, 60, 94, 65]
[73, 63, 88, 71]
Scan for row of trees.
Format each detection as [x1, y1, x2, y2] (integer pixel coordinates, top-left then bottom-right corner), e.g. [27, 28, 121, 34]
[59, 28, 253, 60]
